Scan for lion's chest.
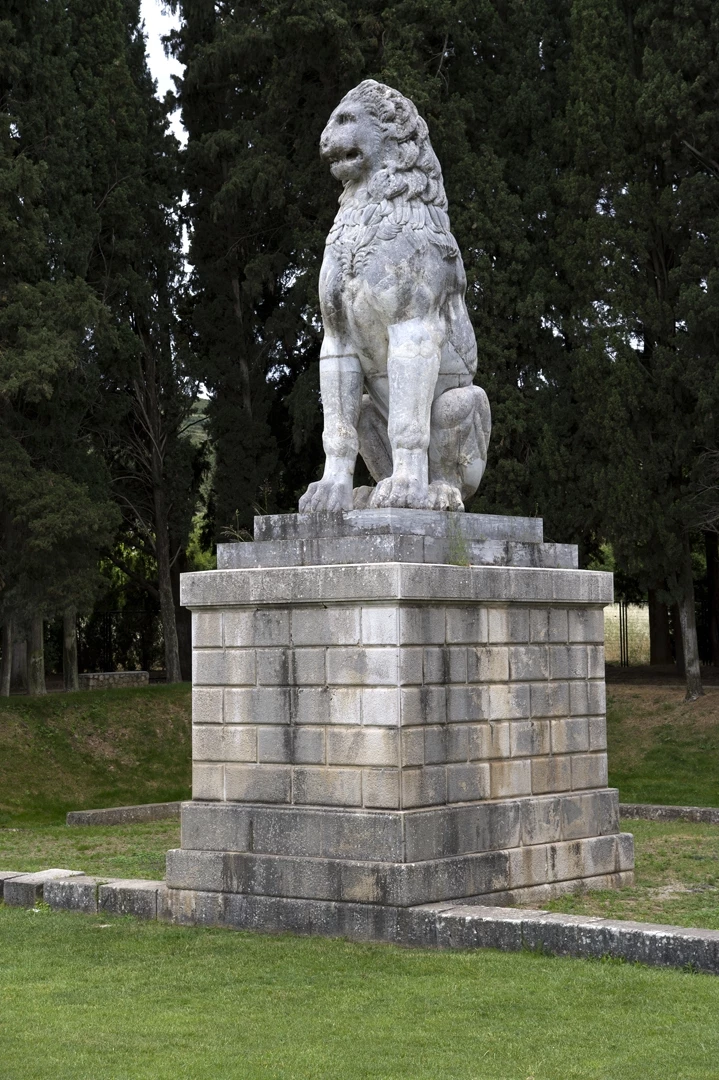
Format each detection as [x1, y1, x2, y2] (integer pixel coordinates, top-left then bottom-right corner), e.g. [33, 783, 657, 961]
[320, 225, 437, 359]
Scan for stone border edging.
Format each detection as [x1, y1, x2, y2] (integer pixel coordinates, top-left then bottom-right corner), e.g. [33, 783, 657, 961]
[619, 803, 719, 825]
[2, 869, 718, 975]
[66, 802, 182, 826]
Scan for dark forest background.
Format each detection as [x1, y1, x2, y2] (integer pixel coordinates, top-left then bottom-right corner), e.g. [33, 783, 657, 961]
[1, 0, 718, 699]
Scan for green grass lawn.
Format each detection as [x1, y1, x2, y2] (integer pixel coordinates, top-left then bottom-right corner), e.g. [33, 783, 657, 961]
[0, 683, 191, 825]
[1, 904, 718, 1080]
[607, 682, 719, 807]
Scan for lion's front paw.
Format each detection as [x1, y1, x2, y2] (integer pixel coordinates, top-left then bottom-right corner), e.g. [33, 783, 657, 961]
[369, 474, 432, 510]
[299, 477, 353, 513]
[426, 482, 464, 511]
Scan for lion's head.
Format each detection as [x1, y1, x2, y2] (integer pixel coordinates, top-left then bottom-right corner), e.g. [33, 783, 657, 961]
[320, 80, 448, 210]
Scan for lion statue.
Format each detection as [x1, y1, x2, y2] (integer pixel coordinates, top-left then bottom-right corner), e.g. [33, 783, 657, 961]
[299, 79, 491, 513]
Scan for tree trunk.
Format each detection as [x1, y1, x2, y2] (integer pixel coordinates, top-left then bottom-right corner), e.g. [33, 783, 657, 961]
[172, 553, 192, 681]
[27, 616, 46, 696]
[706, 531, 719, 666]
[648, 589, 672, 664]
[63, 608, 79, 692]
[670, 603, 685, 675]
[11, 637, 27, 692]
[673, 542, 703, 701]
[153, 477, 182, 683]
[0, 620, 12, 697]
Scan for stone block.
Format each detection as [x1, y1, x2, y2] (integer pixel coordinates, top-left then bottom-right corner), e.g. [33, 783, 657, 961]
[618, 832, 635, 871]
[401, 727, 425, 766]
[424, 725, 447, 765]
[225, 687, 291, 725]
[568, 681, 589, 716]
[293, 767, 362, 807]
[192, 687, 223, 724]
[549, 645, 588, 680]
[560, 793, 600, 840]
[362, 606, 398, 644]
[490, 760, 532, 798]
[445, 606, 487, 644]
[256, 648, 291, 685]
[363, 769, 400, 808]
[588, 715, 607, 751]
[510, 720, 550, 757]
[291, 687, 330, 725]
[192, 612, 223, 648]
[328, 687, 362, 724]
[44, 875, 110, 914]
[531, 755, 571, 794]
[583, 834, 619, 877]
[587, 681, 606, 714]
[551, 717, 590, 754]
[520, 796, 562, 846]
[447, 725, 469, 762]
[0, 871, 22, 898]
[399, 606, 446, 645]
[487, 684, 530, 721]
[547, 839, 584, 882]
[485, 721, 510, 758]
[508, 645, 548, 681]
[292, 648, 326, 685]
[402, 766, 447, 808]
[447, 763, 490, 802]
[223, 608, 291, 648]
[4, 869, 84, 907]
[448, 685, 489, 722]
[193, 724, 256, 763]
[293, 727, 326, 764]
[467, 646, 509, 683]
[400, 686, 446, 726]
[224, 764, 291, 803]
[571, 752, 608, 790]
[399, 648, 423, 685]
[587, 645, 605, 679]
[488, 608, 529, 644]
[326, 727, 398, 767]
[508, 843, 549, 889]
[258, 726, 293, 763]
[193, 649, 256, 687]
[530, 681, 569, 718]
[99, 879, 165, 919]
[326, 646, 398, 686]
[192, 763, 224, 800]
[291, 606, 361, 646]
[362, 688, 400, 727]
[445, 647, 467, 683]
[568, 608, 604, 643]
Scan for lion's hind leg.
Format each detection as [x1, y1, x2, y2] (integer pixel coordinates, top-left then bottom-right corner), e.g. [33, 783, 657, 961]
[428, 384, 491, 508]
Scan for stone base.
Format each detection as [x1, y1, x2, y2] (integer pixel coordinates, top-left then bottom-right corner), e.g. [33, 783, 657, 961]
[165, 874, 634, 943]
[168, 794, 633, 908]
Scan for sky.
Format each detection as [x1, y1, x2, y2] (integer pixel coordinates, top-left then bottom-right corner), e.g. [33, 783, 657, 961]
[139, 0, 185, 141]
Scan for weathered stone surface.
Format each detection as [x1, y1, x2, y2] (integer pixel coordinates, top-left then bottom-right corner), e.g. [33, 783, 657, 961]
[0, 871, 22, 897]
[44, 875, 116, 914]
[4, 869, 84, 907]
[255, 510, 543, 544]
[78, 671, 149, 690]
[218, 535, 578, 571]
[182, 564, 612, 607]
[67, 801, 181, 826]
[98, 879, 167, 920]
[619, 802, 719, 825]
[295, 81, 490, 514]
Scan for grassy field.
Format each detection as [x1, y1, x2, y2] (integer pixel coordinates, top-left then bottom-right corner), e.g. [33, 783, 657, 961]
[606, 680, 719, 807]
[1, 903, 718, 1080]
[0, 683, 191, 825]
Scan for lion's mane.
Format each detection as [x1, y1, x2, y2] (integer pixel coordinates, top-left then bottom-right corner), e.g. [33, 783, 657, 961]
[327, 80, 459, 267]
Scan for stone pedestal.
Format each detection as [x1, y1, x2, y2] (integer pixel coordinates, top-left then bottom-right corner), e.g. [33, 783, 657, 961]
[168, 510, 633, 934]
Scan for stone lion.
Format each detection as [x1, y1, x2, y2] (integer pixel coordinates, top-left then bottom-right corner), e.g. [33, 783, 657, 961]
[299, 79, 491, 513]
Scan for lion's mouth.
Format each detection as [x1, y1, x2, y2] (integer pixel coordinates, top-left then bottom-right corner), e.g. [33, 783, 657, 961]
[326, 146, 363, 166]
